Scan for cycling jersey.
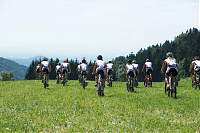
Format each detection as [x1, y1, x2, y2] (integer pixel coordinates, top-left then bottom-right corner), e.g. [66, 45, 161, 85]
[165, 58, 178, 72]
[80, 63, 87, 71]
[41, 61, 49, 67]
[193, 60, 200, 71]
[62, 63, 69, 69]
[126, 64, 134, 73]
[145, 62, 152, 68]
[107, 63, 113, 70]
[132, 63, 138, 69]
[56, 65, 61, 72]
[96, 60, 105, 71]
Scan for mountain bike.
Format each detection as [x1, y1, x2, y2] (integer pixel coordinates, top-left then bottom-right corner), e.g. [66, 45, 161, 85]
[62, 70, 68, 86]
[80, 71, 87, 89]
[127, 75, 134, 92]
[194, 71, 200, 90]
[107, 73, 113, 87]
[56, 71, 61, 84]
[166, 75, 177, 98]
[144, 73, 152, 87]
[43, 71, 48, 89]
[97, 73, 104, 96]
[134, 77, 138, 87]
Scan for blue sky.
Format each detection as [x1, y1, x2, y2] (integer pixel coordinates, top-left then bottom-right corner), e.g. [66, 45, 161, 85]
[0, 0, 198, 60]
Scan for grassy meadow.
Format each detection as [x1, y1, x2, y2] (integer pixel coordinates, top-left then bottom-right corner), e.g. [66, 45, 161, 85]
[0, 79, 200, 132]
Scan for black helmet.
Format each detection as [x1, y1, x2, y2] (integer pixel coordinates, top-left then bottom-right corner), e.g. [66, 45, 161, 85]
[194, 56, 200, 60]
[108, 61, 112, 63]
[146, 58, 150, 62]
[166, 52, 173, 58]
[64, 58, 68, 63]
[82, 59, 86, 63]
[128, 59, 132, 64]
[97, 55, 103, 60]
[58, 63, 61, 65]
[43, 57, 48, 61]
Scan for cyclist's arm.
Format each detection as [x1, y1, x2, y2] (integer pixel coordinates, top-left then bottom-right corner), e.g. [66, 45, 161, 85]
[93, 64, 97, 74]
[161, 61, 166, 74]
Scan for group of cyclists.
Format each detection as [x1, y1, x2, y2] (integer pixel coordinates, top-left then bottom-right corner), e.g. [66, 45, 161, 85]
[36, 52, 200, 97]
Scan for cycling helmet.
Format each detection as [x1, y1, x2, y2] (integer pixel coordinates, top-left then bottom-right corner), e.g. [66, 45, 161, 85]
[128, 59, 132, 64]
[166, 52, 173, 58]
[194, 56, 200, 60]
[58, 63, 61, 65]
[132, 60, 136, 63]
[82, 59, 86, 63]
[97, 55, 103, 60]
[146, 58, 150, 62]
[64, 58, 68, 63]
[43, 57, 48, 61]
[108, 61, 112, 63]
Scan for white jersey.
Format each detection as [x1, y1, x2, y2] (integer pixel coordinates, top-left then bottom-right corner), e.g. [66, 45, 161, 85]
[145, 62, 152, 68]
[41, 61, 49, 67]
[96, 60, 105, 70]
[165, 58, 177, 68]
[126, 64, 134, 73]
[56, 65, 61, 71]
[165, 57, 178, 72]
[107, 63, 113, 70]
[80, 63, 87, 71]
[193, 60, 200, 70]
[77, 64, 81, 71]
[61, 63, 69, 68]
[132, 63, 139, 69]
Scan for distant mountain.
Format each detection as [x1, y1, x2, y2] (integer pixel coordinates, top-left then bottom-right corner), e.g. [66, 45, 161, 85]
[0, 57, 27, 80]
[8, 56, 46, 66]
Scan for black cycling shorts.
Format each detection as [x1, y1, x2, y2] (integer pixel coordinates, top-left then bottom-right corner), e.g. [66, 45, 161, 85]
[128, 71, 135, 78]
[42, 67, 49, 74]
[146, 69, 152, 75]
[81, 71, 87, 76]
[62, 69, 68, 75]
[166, 68, 178, 77]
[97, 70, 105, 79]
[108, 69, 113, 75]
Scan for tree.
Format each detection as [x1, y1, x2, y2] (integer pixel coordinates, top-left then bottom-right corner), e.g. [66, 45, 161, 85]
[1, 71, 14, 81]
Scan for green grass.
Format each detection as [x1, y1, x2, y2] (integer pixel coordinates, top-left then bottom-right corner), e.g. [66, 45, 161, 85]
[0, 79, 200, 132]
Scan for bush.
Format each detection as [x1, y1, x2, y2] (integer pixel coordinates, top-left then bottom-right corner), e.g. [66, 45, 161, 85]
[0, 71, 14, 81]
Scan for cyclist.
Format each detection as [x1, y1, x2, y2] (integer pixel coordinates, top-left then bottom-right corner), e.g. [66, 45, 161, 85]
[93, 55, 106, 88]
[161, 52, 178, 89]
[106, 61, 113, 85]
[189, 56, 200, 86]
[61, 59, 71, 81]
[56, 63, 61, 76]
[41, 58, 51, 86]
[125, 59, 135, 83]
[80, 58, 88, 83]
[77, 62, 81, 83]
[56, 63, 61, 83]
[142, 58, 153, 85]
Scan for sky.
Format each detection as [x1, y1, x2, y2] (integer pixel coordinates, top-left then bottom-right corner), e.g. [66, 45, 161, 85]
[0, 0, 199, 60]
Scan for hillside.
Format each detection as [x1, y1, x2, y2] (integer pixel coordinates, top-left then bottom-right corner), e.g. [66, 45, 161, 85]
[0, 57, 27, 80]
[0, 80, 199, 132]
[113, 28, 200, 81]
